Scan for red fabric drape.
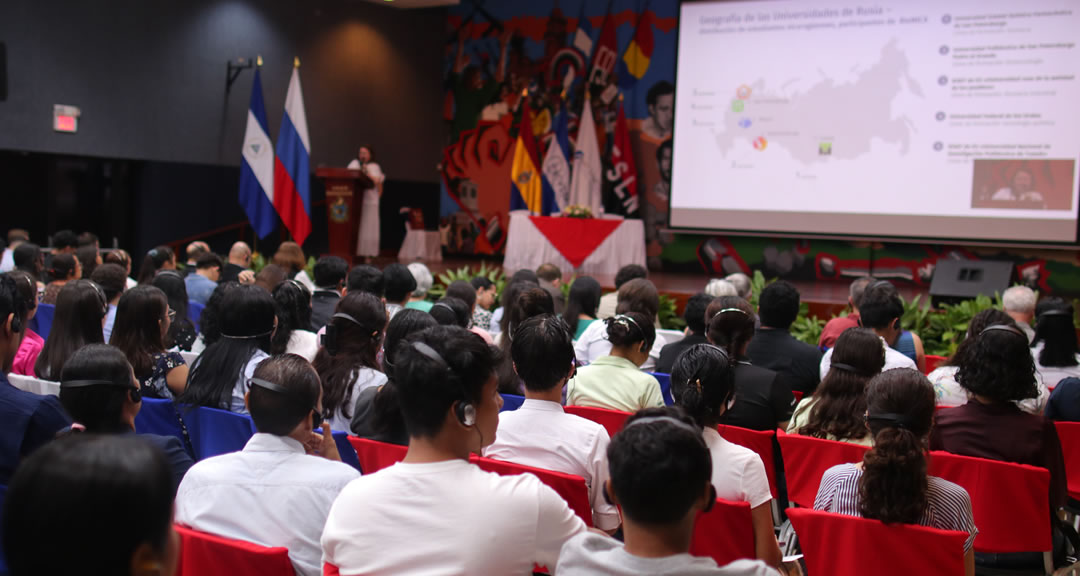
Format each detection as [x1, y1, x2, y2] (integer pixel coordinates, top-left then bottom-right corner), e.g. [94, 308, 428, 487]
[528, 216, 622, 268]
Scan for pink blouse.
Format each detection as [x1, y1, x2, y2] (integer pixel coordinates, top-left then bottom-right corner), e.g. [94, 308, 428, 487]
[12, 329, 44, 376]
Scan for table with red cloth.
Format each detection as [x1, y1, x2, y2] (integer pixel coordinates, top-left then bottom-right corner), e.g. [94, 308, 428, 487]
[503, 211, 646, 276]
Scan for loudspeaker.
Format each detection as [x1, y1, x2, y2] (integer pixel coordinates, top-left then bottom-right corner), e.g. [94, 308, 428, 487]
[929, 259, 1013, 307]
[0, 43, 6, 102]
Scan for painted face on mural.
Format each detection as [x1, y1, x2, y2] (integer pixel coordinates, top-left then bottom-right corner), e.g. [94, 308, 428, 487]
[658, 143, 673, 183]
[650, 93, 674, 134]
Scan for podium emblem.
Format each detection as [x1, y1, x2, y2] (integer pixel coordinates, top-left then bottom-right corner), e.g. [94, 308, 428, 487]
[330, 197, 349, 223]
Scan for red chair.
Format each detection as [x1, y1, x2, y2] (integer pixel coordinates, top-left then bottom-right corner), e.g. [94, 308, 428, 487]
[347, 437, 407, 474]
[1054, 422, 1080, 503]
[716, 425, 780, 499]
[928, 451, 1055, 572]
[925, 354, 947, 375]
[564, 405, 631, 438]
[791, 390, 804, 403]
[786, 508, 968, 576]
[776, 434, 869, 509]
[175, 525, 295, 576]
[690, 498, 755, 565]
[470, 454, 594, 527]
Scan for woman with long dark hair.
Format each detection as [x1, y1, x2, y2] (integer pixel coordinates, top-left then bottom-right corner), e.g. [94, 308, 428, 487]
[189, 281, 239, 354]
[270, 279, 318, 361]
[567, 311, 663, 412]
[35, 279, 108, 380]
[816, 369, 978, 576]
[8, 270, 44, 376]
[1032, 297, 1080, 387]
[151, 270, 196, 352]
[110, 285, 188, 399]
[561, 276, 601, 340]
[788, 328, 884, 445]
[136, 245, 176, 285]
[180, 285, 276, 413]
[41, 253, 81, 305]
[312, 291, 386, 431]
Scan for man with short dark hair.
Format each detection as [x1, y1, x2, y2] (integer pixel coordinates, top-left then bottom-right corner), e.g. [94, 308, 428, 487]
[90, 263, 127, 342]
[536, 263, 565, 314]
[347, 264, 384, 299]
[747, 281, 823, 395]
[184, 241, 210, 276]
[485, 315, 620, 532]
[818, 276, 874, 349]
[176, 354, 358, 576]
[382, 263, 417, 319]
[819, 280, 915, 378]
[185, 253, 223, 305]
[310, 256, 348, 331]
[657, 293, 715, 374]
[597, 264, 648, 320]
[642, 81, 675, 140]
[51, 230, 78, 255]
[76, 232, 99, 249]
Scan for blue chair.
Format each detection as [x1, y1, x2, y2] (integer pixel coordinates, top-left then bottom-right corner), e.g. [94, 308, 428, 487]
[183, 406, 257, 460]
[500, 393, 525, 412]
[134, 398, 191, 456]
[188, 300, 205, 327]
[333, 430, 362, 472]
[648, 372, 675, 406]
[30, 303, 55, 341]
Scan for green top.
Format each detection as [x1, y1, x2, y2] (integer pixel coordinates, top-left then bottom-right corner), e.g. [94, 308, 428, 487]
[406, 300, 434, 313]
[567, 356, 664, 413]
[573, 318, 597, 341]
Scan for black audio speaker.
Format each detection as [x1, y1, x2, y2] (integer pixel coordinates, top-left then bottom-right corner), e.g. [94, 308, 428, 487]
[929, 259, 1013, 307]
[0, 43, 6, 102]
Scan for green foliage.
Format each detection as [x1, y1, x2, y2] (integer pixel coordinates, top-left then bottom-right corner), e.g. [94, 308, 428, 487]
[251, 252, 267, 274]
[304, 256, 316, 279]
[561, 275, 577, 302]
[659, 293, 686, 331]
[429, 262, 506, 302]
[791, 314, 826, 347]
[907, 293, 998, 357]
[749, 270, 768, 309]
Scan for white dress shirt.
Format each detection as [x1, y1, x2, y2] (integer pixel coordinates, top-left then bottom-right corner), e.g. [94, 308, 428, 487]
[322, 459, 587, 575]
[702, 427, 772, 509]
[573, 320, 665, 372]
[330, 367, 388, 433]
[229, 349, 270, 413]
[819, 338, 915, 380]
[484, 398, 620, 530]
[286, 330, 320, 363]
[0, 248, 13, 273]
[929, 365, 1049, 414]
[175, 434, 360, 576]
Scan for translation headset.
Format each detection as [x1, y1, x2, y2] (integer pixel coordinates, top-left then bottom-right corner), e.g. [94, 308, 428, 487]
[979, 324, 1027, 340]
[87, 280, 109, 317]
[323, 312, 379, 356]
[249, 377, 324, 429]
[410, 341, 477, 427]
[61, 378, 142, 404]
[610, 314, 649, 353]
[1038, 309, 1072, 320]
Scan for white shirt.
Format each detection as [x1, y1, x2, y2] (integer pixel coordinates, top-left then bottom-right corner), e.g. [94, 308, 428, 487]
[929, 365, 1049, 414]
[819, 339, 915, 381]
[322, 459, 587, 575]
[1031, 342, 1080, 389]
[484, 399, 620, 530]
[331, 367, 388, 432]
[103, 304, 118, 343]
[702, 428, 772, 509]
[230, 349, 271, 413]
[0, 248, 13, 273]
[574, 320, 665, 372]
[346, 160, 385, 188]
[286, 330, 320, 363]
[175, 434, 360, 576]
[294, 269, 316, 292]
[558, 532, 778, 576]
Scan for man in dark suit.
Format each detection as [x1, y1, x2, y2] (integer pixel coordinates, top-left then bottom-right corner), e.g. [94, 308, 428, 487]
[220, 241, 253, 284]
[656, 293, 715, 374]
[310, 256, 349, 331]
[746, 281, 823, 395]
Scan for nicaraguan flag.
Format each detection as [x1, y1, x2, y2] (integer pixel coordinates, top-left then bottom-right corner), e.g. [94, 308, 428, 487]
[273, 62, 313, 246]
[509, 100, 544, 215]
[238, 68, 277, 238]
[541, 105, 571, 214]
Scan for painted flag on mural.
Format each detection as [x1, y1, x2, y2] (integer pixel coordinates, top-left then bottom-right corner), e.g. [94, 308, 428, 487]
[618, 7, 654, 89]
[604, 100, 639, 216]
[541, 104, 571, 214]
[587, 3, 618, 88]
[238, 66, 277, 239]
[569, 96, 603, 216]
[273, 60, 313, 246]
[509, 99, 545, 215]
[571, 0, 594, 59]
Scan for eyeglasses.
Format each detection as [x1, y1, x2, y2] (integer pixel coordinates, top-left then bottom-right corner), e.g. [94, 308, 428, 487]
[167, 308, 177, 322]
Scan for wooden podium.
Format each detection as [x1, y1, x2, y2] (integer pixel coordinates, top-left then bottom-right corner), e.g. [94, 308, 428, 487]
[316, 167, 373, 261]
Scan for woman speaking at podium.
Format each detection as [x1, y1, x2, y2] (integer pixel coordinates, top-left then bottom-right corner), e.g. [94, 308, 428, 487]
[347, 145, 385, 262]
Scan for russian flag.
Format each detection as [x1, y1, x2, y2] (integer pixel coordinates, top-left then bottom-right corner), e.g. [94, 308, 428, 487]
[273, 62, 312, 246]
[238, 68, 277, 239]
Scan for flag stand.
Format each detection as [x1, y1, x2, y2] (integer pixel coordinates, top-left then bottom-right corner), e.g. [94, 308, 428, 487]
[225, 57, 255, 94]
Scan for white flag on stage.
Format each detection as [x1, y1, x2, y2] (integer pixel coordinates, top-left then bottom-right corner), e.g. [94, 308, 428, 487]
[569, 98, 603, 216]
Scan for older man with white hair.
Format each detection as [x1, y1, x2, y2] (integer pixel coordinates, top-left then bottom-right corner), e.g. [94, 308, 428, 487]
[705, 278, 737, 298]
[725, 272, 752, 299]
[1002, 285, 1037, 342]
[405, 262, 434, 313]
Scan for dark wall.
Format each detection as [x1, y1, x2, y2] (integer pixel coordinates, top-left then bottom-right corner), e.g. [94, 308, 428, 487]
[0, 0, 446, 181]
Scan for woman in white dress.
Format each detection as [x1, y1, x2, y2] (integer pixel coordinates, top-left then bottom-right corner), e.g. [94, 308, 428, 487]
[348, 146, 385, 261]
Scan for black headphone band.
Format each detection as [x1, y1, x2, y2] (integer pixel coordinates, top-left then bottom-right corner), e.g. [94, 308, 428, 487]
[61, 379, 140, 402]
[249, 378, 323, 427]
[979, 324, 1027, 339]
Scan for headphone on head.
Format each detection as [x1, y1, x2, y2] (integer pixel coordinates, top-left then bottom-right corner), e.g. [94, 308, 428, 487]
[411, 341, 476, 427]
[979, 324, 1027, 340]
[249, 377, 324, 429]
[62, 378, 141, 404]
[323, 312, 379, 356]
[611, 314, 649, 353]
[82, 280, 109, 317]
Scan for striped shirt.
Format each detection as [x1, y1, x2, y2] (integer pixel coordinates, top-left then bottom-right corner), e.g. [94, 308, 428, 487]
[814, 463, 978, 551]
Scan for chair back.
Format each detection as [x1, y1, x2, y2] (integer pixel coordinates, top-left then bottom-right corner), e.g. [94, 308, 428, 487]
[792, 390, 804, 403]
[690, 498, 755, 565]
[777, 434, 869, 508]
[925, 354, 947, 375]
[717, 425, 780, 499]
[0, 484, 7, 574]
[174, 525, 295, 576]
[347, 437, 408, 474]
[564, 405, 631, 438]
[500, 393, 525, 412]
[786, 508, 967, 576]
[183, 406, 257, 460]
[646, 372, 675, 406]
[7, 373, 60, 396]
[30, 303, 54, 340]
[187, 300, 205, 326]
[1055, 421, 1080, 502]
[332, 431, 362, 472]
[135, 398, 190, 453]
[928, 451, 1051, 554]
[470, 455, 593, 527]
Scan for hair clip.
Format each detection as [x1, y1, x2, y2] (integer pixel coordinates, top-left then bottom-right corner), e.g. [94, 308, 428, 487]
[717, 308, 749, 316]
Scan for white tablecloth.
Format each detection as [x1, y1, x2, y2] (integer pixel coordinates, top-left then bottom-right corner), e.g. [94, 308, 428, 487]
[503, 211, 646, 276]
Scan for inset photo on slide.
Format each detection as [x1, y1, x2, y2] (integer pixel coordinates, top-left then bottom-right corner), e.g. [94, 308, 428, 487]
[971, 159, 1076, 211]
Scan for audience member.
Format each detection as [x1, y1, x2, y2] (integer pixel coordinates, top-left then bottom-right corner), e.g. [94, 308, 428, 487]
[220, 241, 253, 284]
[1031, 297, 1080, 388]
[1046, 378, 1080, 422]
[820, 280, 915, 378]
[35, 279, 108, 380]
[177, 354, 358, 576]
[557, 407, 776, 576]
[815, 369, 978, 573]
[183, 241, 210, 276]
[181, 285, 275, 413]
[470, 275, 497, 329]
[1002, 285, 1037, 342]
[707, 297, 795, 431]
[13, 242, 45, 286]
[312, 291, 387, 431]
[657, 293, 714, 374]
[0, 229, 29, 273]
[322, 326, 587, 574]
[446, 279, 492, 342]
[271, 279, 318, 362]
[110, 286, 188, 399]
[58, 344, 193, 492]
[747, 281, 823, 395]
[273, 241, 315, 290]
[537, 263, 566, 314]
[568, 312, 664, 412]
[490, 269, 540, 334]
[8, 271, 44, 376]
[495, 286, 555, 392]
[152, 270, 196, 352]
[485, 314, 621, 532]
[726, 272, 753, 300]
[76, 243, 102, 280]
[4, 434, 179, 576]
[51, 229, 79, 254]
[431, 296, 472, 329]
[0, 274, 69, 483]
[931, 322, 1067, 509]
[184, 252, 222, 305]
[405, 262, 434, 312]
[671, 346, 783, 567]
[350, 308, 438, 444]
[347, 264, 384, 298]
[597, 264, 647, 319]
[705, 278, 737, 298]
[787, 328, 884, 445]
[254, 263, 288, 292]
[42, 252, 81, 304]
[382, 263, 417, 319]
[818, 276, 874, 349]
[91, 263, 127, 342]
[575, 278, 665, 370]
[310, 256, 348, 331]
[135, 245, 176, 285]
[189, 281, 238, 354]
[104, 248, 137, 289]
[77, 232, 99, 249]
[561, 276, 602, 341]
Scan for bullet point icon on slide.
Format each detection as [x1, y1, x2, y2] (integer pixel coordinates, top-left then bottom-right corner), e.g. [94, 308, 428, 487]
[933, 142, 944, 151]
[938, 76, 949, 86]
[940, 45, 949, 55]
[936, 111, 946, 121]
[942, 14, 952, 24]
